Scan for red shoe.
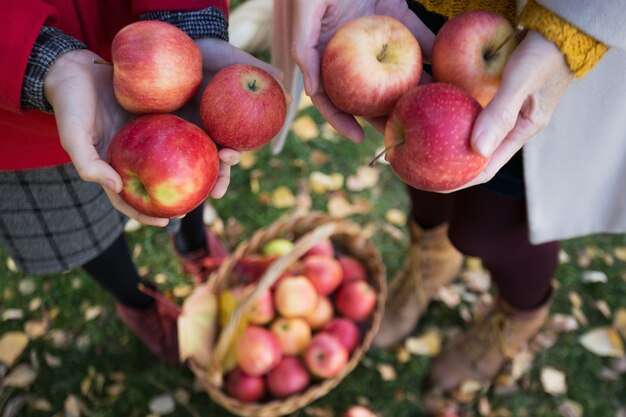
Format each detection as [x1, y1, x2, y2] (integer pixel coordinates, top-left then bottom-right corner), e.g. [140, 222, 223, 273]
[115, 301, 181, 366]
[172, 227, 230, 283]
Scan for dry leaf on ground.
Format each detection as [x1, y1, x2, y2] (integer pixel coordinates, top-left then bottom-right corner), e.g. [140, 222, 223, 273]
[405, 329, 441, 356]
[2, 364, 38, 389]
[0, 331, 29, 367]
[540, 367, 567, 396]
[579, 327, 625, 358]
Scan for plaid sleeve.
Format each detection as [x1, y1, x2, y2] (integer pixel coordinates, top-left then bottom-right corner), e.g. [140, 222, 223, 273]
[21, 26, 86, 112]
[139, 6, 229, 41]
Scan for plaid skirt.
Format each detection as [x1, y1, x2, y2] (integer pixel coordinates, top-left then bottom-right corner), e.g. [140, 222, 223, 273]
[0, 164, 127, 275]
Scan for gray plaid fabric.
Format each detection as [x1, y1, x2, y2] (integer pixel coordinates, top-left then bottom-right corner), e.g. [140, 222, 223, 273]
[139, 7, 229, 41]
[0, 165, 126, 274]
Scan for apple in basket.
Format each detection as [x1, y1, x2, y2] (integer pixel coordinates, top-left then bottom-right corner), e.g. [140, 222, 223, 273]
[304, 295, 334, 330]
[324, 318, 361, 353]
[304, 333, 349, 379]
[235, 325, 282, 376]
[274, 276, 319, 318]
[266, 357, 311, 398]
[225, 367, 266, 403]
[302, 255, 343, 295]
[270, 317, 312, 356]
[335, 280, 377, 322]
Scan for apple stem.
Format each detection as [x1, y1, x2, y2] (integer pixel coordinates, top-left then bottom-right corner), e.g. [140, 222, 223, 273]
[369, 140, 405, 167]
[376, 44, 389, 62]
[485, 32, 516, 61]
[93, 58, 113, 67]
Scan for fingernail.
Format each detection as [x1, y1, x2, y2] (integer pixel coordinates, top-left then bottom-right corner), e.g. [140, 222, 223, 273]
[105, 179, 117, 192]
[475, 133, 496, 157]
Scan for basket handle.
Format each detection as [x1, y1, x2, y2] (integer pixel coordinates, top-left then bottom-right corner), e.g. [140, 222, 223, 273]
[210, 221, 338, 382]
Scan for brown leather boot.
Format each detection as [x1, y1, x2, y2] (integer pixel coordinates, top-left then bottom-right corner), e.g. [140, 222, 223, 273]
[115, 301, 181, 366]
[426, 291, 553, 394]
[373, 221, 463, 347]
[172, 227, 229, 283]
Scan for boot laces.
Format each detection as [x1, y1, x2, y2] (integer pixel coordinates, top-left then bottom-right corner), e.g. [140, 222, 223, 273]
[464, 310, 516, 365]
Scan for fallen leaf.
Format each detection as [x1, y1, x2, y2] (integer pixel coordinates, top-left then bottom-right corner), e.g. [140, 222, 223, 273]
[173, 284, 193, 298]
[64, 395, 82, 417]
[478, 396, 491, 416]
[124, 218, 142, 232]
[613, 308, 626, 340]
[614, 247, 626, 262]
[178, 283, 218, 368]
[511, 350, 534, 380]
[377, 363, 397, 381]
[6, 257, 18, 272]
[568, 291, 583, 309]
[453, 379, 485, 403]
[579, 327, 625, 358]
[346, 166, 380, 191]
[18, 278, 36, 295]
[405, 329, 441, 356]
[291, 115, 319, 141]
[540, 367, 567, 396]
[2, 364, 37, 388]
[595, 300, 611, 318]
[581, 270, 608, 283]
[462, 269, 491, 293]
[327, 193, 371, 218]
[106, 383, 125, 397]
[437, 285, 462, 308]
[239, 151, 257, 170]
[2, 309, 24, 321]
[559, 249, 571, 264]
[83, 305, 102, 321]
[24, 319, 48, 339]
[572, 307, 589, 327]
[30, 397, 52, 412]
[0, 331, 29, 366]
[271, 186, 296, 208]
[549, 314, 579, 333]
[44, 352, 62, 368]
[149, 393, 176, 415]
[310, 150, 330, 166]
[396, 347, 411, 363]
[309, 171, 344, 194]
[559, 400, 583, 417]
[29, 297, 42, 312]
[384, 209, 406, 226]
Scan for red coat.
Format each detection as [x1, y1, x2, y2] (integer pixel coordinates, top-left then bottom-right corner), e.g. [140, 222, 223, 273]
[0, 0, 228, 171]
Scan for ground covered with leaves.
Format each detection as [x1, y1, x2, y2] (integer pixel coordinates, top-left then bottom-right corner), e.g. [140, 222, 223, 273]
[1, 97, 626, 417]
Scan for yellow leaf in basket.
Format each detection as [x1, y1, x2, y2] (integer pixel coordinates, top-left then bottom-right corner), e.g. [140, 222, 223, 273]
[218, 290, 250, 372]
[178, 284, 218, 368]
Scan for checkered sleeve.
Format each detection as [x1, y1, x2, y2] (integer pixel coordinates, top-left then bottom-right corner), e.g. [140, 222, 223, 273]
[21, 26, 86, 113]
[139, 7, 229, 41]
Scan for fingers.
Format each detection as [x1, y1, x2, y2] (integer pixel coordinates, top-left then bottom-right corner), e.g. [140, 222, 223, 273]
[291, 0, 326, 95]
[102, 187, 170, 227]
[219, 148, 243, 166]
[210, 161, 232, 199]
[311, 93, 365, 143]
[62, 137, 123, 193]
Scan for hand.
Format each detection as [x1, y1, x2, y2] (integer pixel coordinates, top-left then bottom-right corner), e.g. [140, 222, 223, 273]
[44, 49, 174, 226]
[292, 0, 435, 142]
[449, 30, 574, 191]
[177, 38, 290, 197]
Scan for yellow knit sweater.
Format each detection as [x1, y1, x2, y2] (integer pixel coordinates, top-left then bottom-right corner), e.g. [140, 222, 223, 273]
[416, 0, 608, 77]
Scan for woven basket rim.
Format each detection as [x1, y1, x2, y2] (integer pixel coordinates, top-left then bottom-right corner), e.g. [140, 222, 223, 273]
[191, 211, 387, 417]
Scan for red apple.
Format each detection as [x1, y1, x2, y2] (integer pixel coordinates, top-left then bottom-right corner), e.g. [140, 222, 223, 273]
[224, 367, 266, 403]
[384, 83, 486, 192]
[245, 285, 275, 325]
[322, 15, 422, 118]
[335, 280, 377, 322]
[266, 357, 311, 398]
[235, 325, 282, 376]
[304, 295, 334, 330]
[111, 20, 202, 113]
[303, 239, 334, 258]
[200, 64, 287, 151]
[270, 317, 312, 356]
[324, 318, 361, 353]
[304, 333, 349, 379]
[107, 114, 219, 218]
[338, 256, 367, 283]
[343, 405, 377, 417]
[274, 276, 319, 318]
[302, 255, 343, 295]
[432, 10, 517, 107]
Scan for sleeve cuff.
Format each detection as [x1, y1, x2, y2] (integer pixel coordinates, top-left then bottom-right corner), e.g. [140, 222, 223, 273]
[517, 0, 608, 77]
[21, 26, 86, 112]
[139, 6, 229, 41]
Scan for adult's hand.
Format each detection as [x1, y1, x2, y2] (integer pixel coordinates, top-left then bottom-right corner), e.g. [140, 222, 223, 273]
[292, 0, 435, 143]
[44, 49, 174, 226]
[450, 30, 574, 191]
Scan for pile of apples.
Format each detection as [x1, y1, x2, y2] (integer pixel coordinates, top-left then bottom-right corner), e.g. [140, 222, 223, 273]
[322, 11, 517, 192]
[221, 238, 378, 403]
[105, 21, 286, 217]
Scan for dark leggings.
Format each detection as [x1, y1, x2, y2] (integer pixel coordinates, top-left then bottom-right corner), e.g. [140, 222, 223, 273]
[409, 186, 559, 310]
[83, 204, 206, 309]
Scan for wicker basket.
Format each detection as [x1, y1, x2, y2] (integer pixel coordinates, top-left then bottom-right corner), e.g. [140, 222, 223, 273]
[188, 212, 387, 417]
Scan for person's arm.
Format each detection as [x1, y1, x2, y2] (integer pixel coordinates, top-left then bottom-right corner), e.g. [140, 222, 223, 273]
[449, 0, 609, 191]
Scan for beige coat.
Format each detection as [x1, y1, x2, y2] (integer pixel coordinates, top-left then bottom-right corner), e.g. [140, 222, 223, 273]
[525, 1, 626, 243]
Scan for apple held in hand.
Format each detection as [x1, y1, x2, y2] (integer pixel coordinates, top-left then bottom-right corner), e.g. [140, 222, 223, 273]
[383, 83, 487, 192]
[200, 64, 287, 151]
[322, 15, 422, 118]
[111, 20, 202, 113]
[432, 10, 517, 107]
[107, 114, 219, 218]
